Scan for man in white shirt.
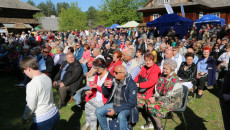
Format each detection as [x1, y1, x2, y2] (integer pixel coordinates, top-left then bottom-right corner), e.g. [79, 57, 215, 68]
[20, 56, 59, 129]
[172, 46, 183, 74]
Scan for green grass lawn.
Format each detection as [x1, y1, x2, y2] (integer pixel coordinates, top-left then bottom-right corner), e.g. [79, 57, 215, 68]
[0, 73, 224, 130]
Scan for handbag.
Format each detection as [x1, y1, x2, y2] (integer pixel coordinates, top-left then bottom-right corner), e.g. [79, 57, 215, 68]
[137, 75, 148, 94]
[137, 65, 155, 94]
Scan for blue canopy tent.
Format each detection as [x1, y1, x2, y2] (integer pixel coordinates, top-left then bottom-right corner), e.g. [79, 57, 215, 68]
[195, 14, 225, 29]
[147, 14, 194, 38]
[107, 24, 120, 29]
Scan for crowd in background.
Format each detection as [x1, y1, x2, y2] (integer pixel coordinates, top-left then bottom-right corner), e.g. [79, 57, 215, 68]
[1, 23, 230, 130]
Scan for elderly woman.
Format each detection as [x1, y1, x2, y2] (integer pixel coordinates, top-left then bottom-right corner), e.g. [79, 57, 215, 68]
[178, 53, 197, 96]
[135, 49, 145, 68]
[134, 52, 161, 129]
[196, 47, 216, 98]
[107, 50, 122, 76]
[83, 58, 110, 130]
[144, 59, 182, 130]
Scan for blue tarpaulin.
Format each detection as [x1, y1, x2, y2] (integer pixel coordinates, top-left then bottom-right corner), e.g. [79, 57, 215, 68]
[147, 14, 194, 38]
[108, 24, 120, 29]
[195, 14, 225, 26]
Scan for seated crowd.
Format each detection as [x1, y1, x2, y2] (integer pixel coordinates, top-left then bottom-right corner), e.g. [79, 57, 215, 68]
[1, 24, 230, 130]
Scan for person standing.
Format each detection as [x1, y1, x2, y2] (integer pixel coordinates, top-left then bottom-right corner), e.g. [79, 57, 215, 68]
[20, 56, 59, 130]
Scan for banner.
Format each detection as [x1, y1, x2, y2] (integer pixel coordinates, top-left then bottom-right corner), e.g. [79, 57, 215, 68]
[181, 4, 185, 17]
[164, 4, 174, 14]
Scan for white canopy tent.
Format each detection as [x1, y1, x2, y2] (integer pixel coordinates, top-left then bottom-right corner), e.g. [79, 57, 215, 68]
[117, 21, 139, 28]
[0, 29, 6, 33]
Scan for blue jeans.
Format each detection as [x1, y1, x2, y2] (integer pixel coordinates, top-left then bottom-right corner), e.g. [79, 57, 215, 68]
[96, 103, 130, 130]
[73, 86, 90, 107]
[81, 63, 88, 75]
[30, 111, 60, 130]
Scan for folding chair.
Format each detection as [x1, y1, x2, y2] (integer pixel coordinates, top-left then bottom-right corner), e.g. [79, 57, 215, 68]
[163, 86, 188, 130]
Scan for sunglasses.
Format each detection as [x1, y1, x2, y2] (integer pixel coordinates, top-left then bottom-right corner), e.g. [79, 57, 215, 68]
[114, 71, 123, 75]
[43, 51, 49, 53]
[76, 45, 80, 46]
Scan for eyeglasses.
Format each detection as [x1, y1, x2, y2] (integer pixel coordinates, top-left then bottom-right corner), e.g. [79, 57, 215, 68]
[43, 51, 49, 53]
[114, 71, 123, 75]
[93, 66, 104, 69]
[76, 45, 80, 46]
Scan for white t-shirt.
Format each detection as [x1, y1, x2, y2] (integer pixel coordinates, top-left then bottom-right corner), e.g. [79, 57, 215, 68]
[95, 73, 108, 101]
[23, 74, 57, 122]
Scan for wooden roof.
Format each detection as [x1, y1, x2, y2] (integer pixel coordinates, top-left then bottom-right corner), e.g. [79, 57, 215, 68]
[0, 0, 41, 11]
[138, 0, 230, 12]
[0, 18, 39, 24]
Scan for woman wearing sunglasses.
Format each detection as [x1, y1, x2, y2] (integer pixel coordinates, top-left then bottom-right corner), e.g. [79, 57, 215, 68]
[83, 58, 111, 130]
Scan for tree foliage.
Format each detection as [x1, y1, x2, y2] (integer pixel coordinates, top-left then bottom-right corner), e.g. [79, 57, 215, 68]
[36, 0, 56, 16]
[98, 0, 147, 26]
[86, 6, 100, 28]
[58, 2, 87, 31]
[27, 0, 36, 7]
[57, 2, 70, 16]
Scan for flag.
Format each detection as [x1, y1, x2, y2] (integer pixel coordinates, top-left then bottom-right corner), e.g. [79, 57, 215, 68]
[181, 4, 185, 17]
[164, 4, 174, 14]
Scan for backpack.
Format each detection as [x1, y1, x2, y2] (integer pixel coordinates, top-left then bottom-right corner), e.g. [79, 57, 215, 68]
[109, 117, 133, 130]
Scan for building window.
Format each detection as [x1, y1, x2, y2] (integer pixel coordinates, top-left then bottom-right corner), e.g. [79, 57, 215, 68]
[212, 12, 220, 17]
[164, 0, 170, 3]
[153, 14, 159, 20]
[199, 12, 203, 19]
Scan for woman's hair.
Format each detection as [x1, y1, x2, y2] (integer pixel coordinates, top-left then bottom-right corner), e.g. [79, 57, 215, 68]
[92, 58, 106, 68]
[185, 52, 194, 59]
[83, 44, 90, 50]
[226, 43, 230, 49]
[20, 56, 39, 70]
[68, 47, 74, 53]
[113, 50, 122, 59]
[144, 52, 155, 61]
[136, 49, 144, 55]
[214, 43, 219, 48]
[202, 47, 211, 52]
[163, 59, 177, 71]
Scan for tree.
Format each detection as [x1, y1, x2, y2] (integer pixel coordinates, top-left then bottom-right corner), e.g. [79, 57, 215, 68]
[27, 0, 36, 7]
[57, 2, 70, 16]
[46, 0, 56, 16]
[36, 0, 56, 16]
[37, 2, 48, 16]
[98, 0, 148, 26]
[58, 2, 87, 31]
[86, 6, 100, 28]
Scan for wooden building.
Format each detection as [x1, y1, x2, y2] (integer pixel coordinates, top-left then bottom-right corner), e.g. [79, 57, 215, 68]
[0, 0, 41, 34]
[137, 0, 230, 25]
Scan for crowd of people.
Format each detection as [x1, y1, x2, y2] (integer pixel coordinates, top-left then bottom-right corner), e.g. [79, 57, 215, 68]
[1, 23, 230, 130]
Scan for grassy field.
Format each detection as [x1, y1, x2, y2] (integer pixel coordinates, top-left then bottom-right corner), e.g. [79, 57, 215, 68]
[0, 73, 224, 130]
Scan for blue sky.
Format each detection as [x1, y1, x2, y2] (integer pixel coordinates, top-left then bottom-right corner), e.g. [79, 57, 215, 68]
[21, 0, 101, 12]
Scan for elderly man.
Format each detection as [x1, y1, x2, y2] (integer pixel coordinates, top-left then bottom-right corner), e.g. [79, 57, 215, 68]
[172, 46, 183, 73]
[160, 49, 173, 72]
[38, 47, 54, 76]
[53, 53, 83, 109]
[182, 48, 199, 64]
[52, 46, 65, 80]
[96, 65, 138, 130]
[20, 56, 59, 129]
[122, 48, 140, 80]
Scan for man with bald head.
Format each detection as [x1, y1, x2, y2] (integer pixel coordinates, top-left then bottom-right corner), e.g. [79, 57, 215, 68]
[53, 53, 83, 109]
[160, 48, 174, 72]
[182, 48, 198, 64]
[96, 65, 138, 130]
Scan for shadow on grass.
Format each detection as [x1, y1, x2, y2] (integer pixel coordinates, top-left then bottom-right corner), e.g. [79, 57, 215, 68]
[56, 105, 83, 130]
[173, 106, 207, 130]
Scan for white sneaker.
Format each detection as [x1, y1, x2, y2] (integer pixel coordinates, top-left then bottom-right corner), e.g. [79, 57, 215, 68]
[141, 122, 154, 129]
[81, 123, 90, 130]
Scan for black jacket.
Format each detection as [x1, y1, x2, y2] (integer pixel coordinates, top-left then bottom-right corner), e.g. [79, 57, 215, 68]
[41, 55, 54, 74]
[54, 60, 83, 95]
[103, 48, 114, 66]
[177, 62, 197, 85]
